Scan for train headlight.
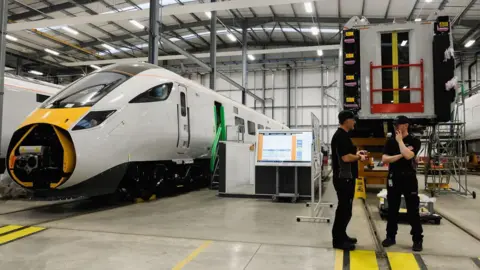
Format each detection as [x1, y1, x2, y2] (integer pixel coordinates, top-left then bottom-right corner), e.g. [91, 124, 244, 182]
[72, 110, 116, 130]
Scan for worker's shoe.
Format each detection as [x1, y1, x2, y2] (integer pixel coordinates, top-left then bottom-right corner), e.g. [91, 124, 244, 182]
[346, 236, 358, 244]
[333, 241, 356, 251]
[382, 237, 396, 247]
[412, 241, 423, 252]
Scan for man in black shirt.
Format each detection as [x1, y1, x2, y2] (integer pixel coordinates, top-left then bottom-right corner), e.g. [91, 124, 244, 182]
[331, 110, 367, 251]
[381, 115, 424, 252]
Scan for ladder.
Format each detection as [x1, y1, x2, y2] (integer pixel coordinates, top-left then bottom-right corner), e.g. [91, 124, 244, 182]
[423, 84, 475, 198]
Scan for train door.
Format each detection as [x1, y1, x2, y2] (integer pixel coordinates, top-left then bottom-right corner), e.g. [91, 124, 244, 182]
[177, 84, 190, 150]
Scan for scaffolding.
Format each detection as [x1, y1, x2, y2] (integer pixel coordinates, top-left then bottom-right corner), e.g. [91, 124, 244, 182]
[422, 86, 476, 199]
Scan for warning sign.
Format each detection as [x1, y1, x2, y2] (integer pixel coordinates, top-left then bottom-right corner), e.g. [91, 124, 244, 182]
[354, 177, 366, 199]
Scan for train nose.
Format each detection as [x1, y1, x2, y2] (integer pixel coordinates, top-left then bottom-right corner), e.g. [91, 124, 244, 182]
[7, 124, 76, 189]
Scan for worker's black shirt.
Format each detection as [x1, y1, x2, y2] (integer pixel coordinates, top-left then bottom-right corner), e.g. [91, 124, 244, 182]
[331, 128, 358, 180]
[383, 135, 421, 174]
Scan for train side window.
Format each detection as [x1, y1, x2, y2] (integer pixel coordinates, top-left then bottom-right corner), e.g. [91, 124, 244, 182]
[129, 83, 173, 103]
[235, 117, 245, 134]
[36, 94, 49, 103]
[180, 92, 186, 116]
[247, 121, 256, 135]
[258, 124, 264, 130]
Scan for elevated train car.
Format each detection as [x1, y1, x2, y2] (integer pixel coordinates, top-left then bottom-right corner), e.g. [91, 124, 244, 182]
[462, 93, 480, 170]
[338, 15, 456, 186]
[6, 64, 286, 200]
[1, 74, 63, 173]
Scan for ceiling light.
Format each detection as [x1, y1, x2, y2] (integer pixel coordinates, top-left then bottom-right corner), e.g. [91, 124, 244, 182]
[248, 54, 255, 61]
[129, 20, 144, 29]
[320, 29, 339, 33]
[311, 26, 319, 36]
[205, 11, 212, 19]
[62, 26, 78, 35]
[44, 48, 60, 56]
[415, 18, 422, 22]
[426, 0, 432, 2]
[90, 65, 101, 70]
[317, 49, 323, 56]
[28, 70, 43, 76]
[5, 34, 18, 41]
[401, 40, 408, 46]
[227, 33, 236, 42]
[304, 2, 313, 13]
[102, 44, 116, 51]
[465, 40, 475, 48]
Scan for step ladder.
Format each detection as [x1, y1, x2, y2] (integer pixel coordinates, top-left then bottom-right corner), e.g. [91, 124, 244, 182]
[210, 147, 220, 190]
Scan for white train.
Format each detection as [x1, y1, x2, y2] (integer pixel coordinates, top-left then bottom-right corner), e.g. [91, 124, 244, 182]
[6, 63, 286, 199]
[1, 74, 63, 173]
[464, 93, 480, 145]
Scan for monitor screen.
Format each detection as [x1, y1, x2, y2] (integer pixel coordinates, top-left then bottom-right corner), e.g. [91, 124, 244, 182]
[256, 130, 312, 166]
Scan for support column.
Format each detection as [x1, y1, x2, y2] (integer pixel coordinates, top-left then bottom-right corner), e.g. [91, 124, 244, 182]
[148, 0, 159, 65]
[287, 65, 291, 127]
[0, 0, 6, 157]
[209, 0, 217, 90]
[242, 21, 248, 105]
[16, 57, 22, 75]
[320, 67, 324, 143]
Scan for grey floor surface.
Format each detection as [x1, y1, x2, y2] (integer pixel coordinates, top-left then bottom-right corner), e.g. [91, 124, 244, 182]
[1, 176, 480, 269]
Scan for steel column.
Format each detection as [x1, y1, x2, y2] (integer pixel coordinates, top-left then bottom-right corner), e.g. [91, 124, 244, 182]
[148, 0, 159, 65]
[287, 65, 291, 127]
[209, 0, 217, 90]
[16, 57, 22, 75]
[0, 0, 6, 157]
[242, 21, 248, 105]
[320, 67, 324, 143]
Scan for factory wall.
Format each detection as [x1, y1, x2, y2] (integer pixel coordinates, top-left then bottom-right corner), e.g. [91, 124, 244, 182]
[188, 64, 341, 144]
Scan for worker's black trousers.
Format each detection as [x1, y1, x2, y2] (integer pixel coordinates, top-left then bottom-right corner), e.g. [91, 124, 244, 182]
[386, 172, 424, 242]
[332, 177, 355, 243]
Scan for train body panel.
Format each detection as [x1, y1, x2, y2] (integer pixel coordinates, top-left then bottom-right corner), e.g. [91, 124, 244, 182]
[6, 63, 286, 198]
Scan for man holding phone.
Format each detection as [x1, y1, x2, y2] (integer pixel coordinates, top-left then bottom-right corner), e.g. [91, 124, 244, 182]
[331, 110, 367, 250]
[381, 115, 424, 252]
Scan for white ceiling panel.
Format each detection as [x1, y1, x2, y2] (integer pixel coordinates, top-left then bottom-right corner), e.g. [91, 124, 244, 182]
[363, 0, 393, 17]
[7, 43, 36, 54]
[389, 0, 418, 17]
[341, 0, 363, 17]
[315, 0, 338, 17]
[249, 6, 276, 17]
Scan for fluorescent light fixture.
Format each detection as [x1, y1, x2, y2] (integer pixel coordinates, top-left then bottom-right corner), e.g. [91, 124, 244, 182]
[205, 11, 212, 19]
[44, 48, 60, 56]
[28, 70, 43, 76]
[317, 49, 323, 56]
[62, 26, 78, 35]
[90, 65, 101, 70]
[5, 34, 17, 41]
[304, 2, 313, 13]
[465, 40, 475, 48]
[426, 0, 432, 2]
[320, 29, 339, 33]
[248, 54, 255, 61]
[401, 40, 408, 46]
[102, 44, 116, 51]
[311, 26, 319, 36]
[129, 20, 144, 29]
[227, 33, 236, 42]
[415, 18, 422, 22]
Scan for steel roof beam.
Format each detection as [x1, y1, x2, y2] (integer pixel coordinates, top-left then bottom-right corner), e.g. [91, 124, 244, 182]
[7, 0, 317, 31]
[452, 0, 476, 26]
[161, 37, 264, 102]
[7, 0, 101, 21]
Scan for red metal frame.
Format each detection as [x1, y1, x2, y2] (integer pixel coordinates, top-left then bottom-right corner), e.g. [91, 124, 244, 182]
[369, 59, 424, 113]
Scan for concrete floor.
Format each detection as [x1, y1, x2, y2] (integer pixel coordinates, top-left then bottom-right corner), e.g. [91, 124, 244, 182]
[0, 176, 480, 269]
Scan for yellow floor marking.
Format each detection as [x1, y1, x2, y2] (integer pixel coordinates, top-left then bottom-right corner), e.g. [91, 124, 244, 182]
[0, 226, 46, 245]
[350, 250, 379, 269]
[334, 249, 343, 270]
[387, 252, 419, 270]
[172, 240, 213, 270]
[0, 225, 23, 235]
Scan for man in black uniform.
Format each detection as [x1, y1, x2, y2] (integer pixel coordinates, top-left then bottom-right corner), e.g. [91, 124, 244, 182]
[381, 115, 424, 252]
[331, 110, 367, 250]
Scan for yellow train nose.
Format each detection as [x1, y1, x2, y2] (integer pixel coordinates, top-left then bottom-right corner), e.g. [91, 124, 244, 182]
[7, 123, 76, 189]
